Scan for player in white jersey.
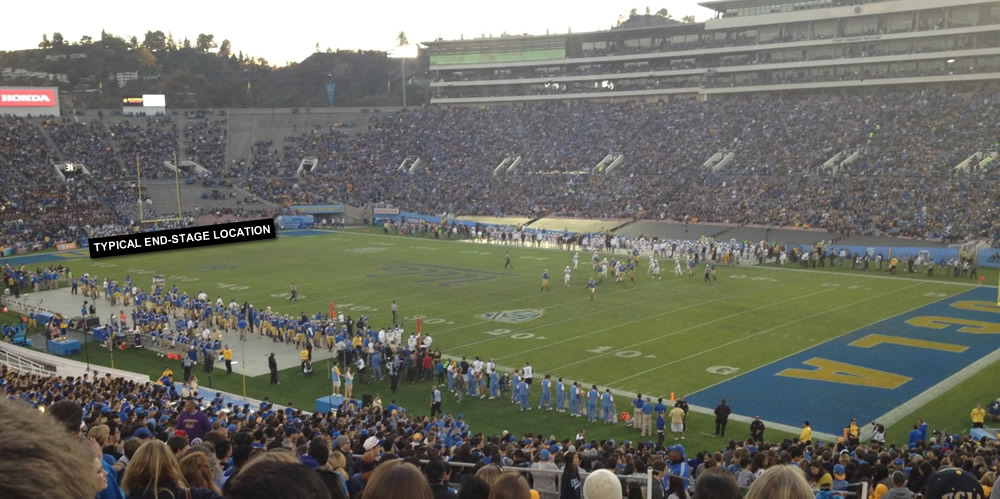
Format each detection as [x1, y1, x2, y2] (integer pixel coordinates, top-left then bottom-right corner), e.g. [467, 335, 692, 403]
[564, 266, 572, 287]
[592, 251, 600, 269]
[647, 257, 657, 274]
[573, 252, 579, 270]
[674, 259, 683, 276]
[652, 260, 661, 279]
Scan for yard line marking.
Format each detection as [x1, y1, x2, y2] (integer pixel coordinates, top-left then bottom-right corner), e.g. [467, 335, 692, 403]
[541, 284, 841, 372]
[444, 272, 818, 351]
[348, 230, 987, 289]
[437, 278, 755, 343]
[608, 282, 926, 385]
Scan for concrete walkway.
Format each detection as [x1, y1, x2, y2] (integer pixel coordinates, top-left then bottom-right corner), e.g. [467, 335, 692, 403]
[7, 287, 343, 377]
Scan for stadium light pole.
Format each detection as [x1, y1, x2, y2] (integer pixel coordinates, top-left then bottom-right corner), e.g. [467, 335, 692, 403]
[389, 45, 419, 107]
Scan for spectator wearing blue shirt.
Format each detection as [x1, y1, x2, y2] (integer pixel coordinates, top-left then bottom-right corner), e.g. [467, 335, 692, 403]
[907, 420, 926, 448]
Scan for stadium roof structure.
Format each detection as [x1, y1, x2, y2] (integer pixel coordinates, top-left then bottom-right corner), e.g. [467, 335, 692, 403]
[424, 0, 1000, 104]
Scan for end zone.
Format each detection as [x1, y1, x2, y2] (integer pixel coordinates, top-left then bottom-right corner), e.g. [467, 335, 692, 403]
[688, 286, 1000, 437]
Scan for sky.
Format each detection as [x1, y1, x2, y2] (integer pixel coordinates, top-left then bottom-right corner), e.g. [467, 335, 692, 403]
[0, 0, 717, 66]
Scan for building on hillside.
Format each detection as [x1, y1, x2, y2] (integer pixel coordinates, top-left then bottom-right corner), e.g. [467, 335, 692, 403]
[424, 0, 1000, 104]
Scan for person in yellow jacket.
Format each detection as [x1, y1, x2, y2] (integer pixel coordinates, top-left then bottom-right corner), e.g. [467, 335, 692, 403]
[972, 403, 986, 428]
[222, 346, 233, 373]
[846, 418, 860, 446]
[799, 421, 812, 443]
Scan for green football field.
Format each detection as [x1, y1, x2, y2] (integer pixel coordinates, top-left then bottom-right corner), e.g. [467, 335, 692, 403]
[37, 228, 1000, 451]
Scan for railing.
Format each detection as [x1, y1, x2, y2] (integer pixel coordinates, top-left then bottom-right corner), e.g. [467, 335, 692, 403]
[0, 341, 149, 384]
[0, 343, 53, 376]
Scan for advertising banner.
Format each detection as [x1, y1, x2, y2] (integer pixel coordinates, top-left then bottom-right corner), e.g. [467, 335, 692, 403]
[0, 88, 57, 107]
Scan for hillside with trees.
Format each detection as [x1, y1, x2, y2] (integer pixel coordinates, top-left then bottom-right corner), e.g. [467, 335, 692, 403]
[0, 30, 429, 109]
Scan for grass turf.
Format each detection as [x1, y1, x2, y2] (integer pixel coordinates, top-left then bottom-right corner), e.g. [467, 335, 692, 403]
[20, 228, 999, 452]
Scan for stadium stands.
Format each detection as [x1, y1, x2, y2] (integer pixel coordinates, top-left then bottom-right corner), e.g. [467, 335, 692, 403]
[4, 85, 1000, 252]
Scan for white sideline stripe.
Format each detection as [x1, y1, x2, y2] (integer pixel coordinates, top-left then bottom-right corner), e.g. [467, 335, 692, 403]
[439, 353, 838, 442]
[540, 282, 838, 372]
[609, 282, 925, 385]
[684, 283, 962, 439]
[348, 230, 994, 290]
[686, 405, 841, 443]
[866, 346, 1000, 440]
[754, 265, 987, 288]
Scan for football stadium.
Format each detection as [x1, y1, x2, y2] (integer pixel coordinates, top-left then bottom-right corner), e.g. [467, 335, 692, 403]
[2, 1, 1000, 498]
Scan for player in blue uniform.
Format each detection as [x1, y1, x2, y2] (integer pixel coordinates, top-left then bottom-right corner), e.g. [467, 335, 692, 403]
[569, 382, 580, 416]
[541, 270, 550, 292]
[587, 278, 597, 301]
[510, 370, 521, 404]
[518, 379, 530, 411]
[555, 377, 565, 412]
[587, 385, 599, 422]
[489, 369, 499, 399]
[539, 374, 552, 410]
[601, 389, 614, 423]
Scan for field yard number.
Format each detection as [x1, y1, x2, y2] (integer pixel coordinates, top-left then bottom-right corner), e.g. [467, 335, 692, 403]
[729, 275, 776, 282]
[586, 346, 653, 358]
[405, 314, 452, 324]
[91, 262, 117, 268]
[820, 283, 869, 290]
[483, 328, 543, 340]
[326, 303, 381, 313]
[218, 282, 249, 291]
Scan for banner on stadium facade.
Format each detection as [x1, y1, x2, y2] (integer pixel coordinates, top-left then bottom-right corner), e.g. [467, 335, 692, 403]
[122, 96, 145, 107]
[0, 87, 60, 116]
[88, 219, 276, 259]
[275, 215, 316, 229]
[373, 207, 400, 215]
[55, 242, 78, 251]
[978, 248, 1000, 268]
[290, 204, 344, 214]
[325, 82, 336, 106]
[122, 94, 166, 116]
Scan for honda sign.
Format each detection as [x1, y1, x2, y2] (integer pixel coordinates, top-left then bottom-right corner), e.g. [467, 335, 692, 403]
[0, 87, 60, 116]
